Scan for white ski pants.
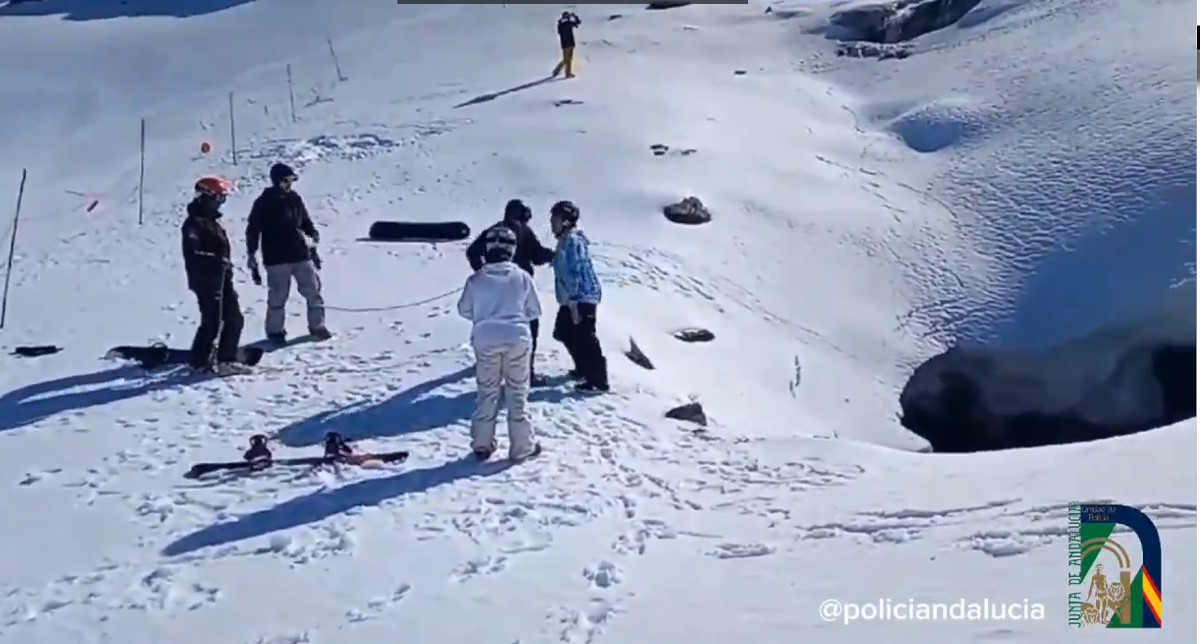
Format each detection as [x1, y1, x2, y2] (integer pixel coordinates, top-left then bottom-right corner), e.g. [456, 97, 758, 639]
[265, 260, 325, 335]
[471, 338, 536, 458]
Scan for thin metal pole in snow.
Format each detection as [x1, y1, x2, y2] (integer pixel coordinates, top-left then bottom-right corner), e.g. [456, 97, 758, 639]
[1, 169, 28, 329]
[138, 117, 146, 225]
[326, 36, 347, 82]
[287, 64, 297, 123]
[228, 91, 238, 166]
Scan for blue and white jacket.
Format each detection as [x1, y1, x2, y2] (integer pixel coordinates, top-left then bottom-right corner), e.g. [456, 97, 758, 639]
[552, 228, 602, 306]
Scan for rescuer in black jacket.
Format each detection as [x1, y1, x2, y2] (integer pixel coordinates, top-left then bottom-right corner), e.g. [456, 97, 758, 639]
[245, 163, 330, 343]
[181, 176, 246, 373]
[466, 199, 557, 385]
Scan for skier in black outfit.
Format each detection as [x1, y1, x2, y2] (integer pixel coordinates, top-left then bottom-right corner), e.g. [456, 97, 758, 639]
[181, 176, 248, 375]
[466, 198, 557, 385]
[245, 162, 330, 344]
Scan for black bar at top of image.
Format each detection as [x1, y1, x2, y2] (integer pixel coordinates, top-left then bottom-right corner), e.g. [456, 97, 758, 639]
[395, 1, 750, 4]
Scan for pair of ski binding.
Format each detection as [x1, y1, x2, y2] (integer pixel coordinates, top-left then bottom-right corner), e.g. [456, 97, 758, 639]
[242, 431, 354, 462]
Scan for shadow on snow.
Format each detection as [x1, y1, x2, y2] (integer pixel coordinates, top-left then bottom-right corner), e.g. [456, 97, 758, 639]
[161, 453, 516, 557]
[274, 365, 581, 447]
[0, 365, 212, 432]
[0, 0, 256, 20]
[453, 75, 558, 109]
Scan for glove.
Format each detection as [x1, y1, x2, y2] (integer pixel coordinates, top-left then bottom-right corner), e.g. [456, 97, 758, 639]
[568, 301, 581, 325]
[309, 246, 322, 271]
[247, 256, 262, 286]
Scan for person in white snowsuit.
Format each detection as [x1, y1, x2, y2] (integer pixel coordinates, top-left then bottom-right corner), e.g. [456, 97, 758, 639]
[456, 226, 543, 461]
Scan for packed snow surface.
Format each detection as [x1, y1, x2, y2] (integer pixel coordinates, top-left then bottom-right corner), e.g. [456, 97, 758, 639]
[0, 1, 1194, 643]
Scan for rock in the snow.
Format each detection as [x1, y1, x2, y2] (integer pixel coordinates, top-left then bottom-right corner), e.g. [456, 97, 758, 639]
[898, 289, 1197, 453]
[666, 402, 707, 426]
[625, 338, 655, 370]
[646, 3, 690, 10]
[673, 328, 715, 343]
[650, 144, 697, 157]
[836, 41, 911, 60]
[663, 196, 712, 225]
[830, 0, 982, 44]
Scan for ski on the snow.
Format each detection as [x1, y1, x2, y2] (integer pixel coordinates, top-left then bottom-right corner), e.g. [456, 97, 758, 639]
[184, 432, 408, 479]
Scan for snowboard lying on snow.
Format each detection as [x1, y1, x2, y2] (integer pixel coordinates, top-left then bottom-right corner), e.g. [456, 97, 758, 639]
[105, 343, 264, 369]
[184, 432, 409, 479]
[368, 220, 471, 242]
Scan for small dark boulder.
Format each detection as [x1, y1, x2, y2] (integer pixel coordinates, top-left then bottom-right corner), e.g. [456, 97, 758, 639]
[650, 144, 697, 158]
[646, 3, 690, 10]
[673, 328, 714, 343]
[666, 401, 707, 426]
[836, 41, 912, 60]
[663, 196, 712, 225]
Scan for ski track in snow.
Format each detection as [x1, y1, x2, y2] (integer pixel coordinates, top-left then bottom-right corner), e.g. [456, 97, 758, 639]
[795, 499, 1198, 556]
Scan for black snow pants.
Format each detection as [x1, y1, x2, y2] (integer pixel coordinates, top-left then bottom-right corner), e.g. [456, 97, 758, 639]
[530, 317, 541, 379]
[189, 277, 245, 367]
[552, 303, 608, 387]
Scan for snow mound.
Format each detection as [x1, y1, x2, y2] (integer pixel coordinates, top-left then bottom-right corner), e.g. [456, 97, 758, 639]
[245, 133, 406, 172]
[883, 97, 989, 152]
[826, 0, 1195, 352]
[900, 285, 1197, 452]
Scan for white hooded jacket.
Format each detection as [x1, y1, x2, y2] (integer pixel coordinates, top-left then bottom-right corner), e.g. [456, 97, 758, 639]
[457, 261, 543, 350]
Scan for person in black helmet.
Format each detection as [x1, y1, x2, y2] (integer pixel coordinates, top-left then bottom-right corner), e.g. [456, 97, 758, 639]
[457, 225, 543, 462]
[466, 199, 556, 385]
[548, 199, 608, 392]
[182, 176, 248, 375]
[245, 162, 331, 344]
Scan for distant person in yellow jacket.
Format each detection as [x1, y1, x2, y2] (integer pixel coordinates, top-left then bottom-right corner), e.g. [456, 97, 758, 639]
[552, 11, 581, 78]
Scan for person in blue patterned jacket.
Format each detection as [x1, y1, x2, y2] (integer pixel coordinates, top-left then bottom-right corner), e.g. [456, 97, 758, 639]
[549, 200, 609, 392]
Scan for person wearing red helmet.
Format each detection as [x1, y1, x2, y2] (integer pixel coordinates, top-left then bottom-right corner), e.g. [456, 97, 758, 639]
[181, 176, 248, 375]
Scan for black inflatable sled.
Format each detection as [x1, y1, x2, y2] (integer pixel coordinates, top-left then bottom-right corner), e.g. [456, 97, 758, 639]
[105, 343, 264, 369]
[368, 220, 471, 242]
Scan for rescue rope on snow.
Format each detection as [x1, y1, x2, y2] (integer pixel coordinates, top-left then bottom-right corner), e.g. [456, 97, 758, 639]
[324, 286, 463, 313]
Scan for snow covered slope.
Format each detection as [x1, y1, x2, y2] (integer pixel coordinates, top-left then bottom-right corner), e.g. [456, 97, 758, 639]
[799, 0, 1197, 349]
[0, 1, 1194, 643]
